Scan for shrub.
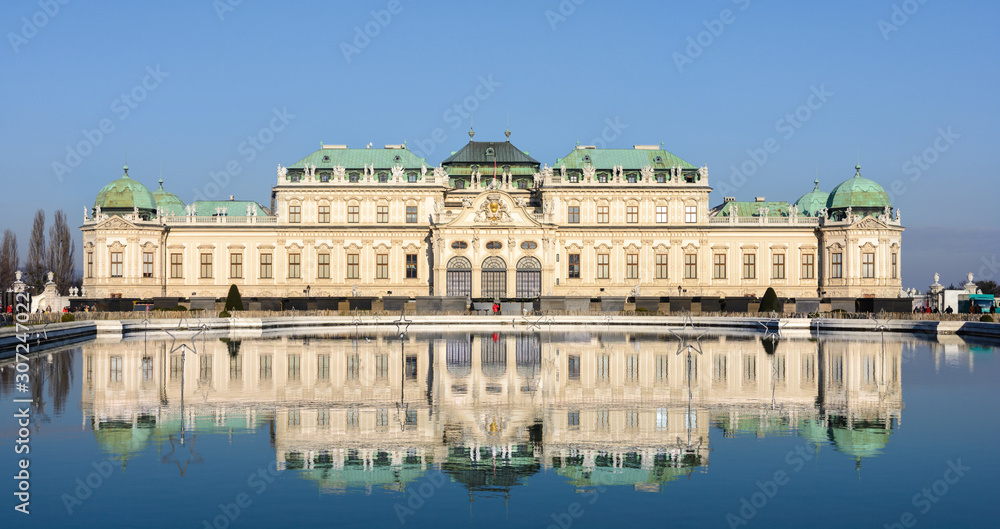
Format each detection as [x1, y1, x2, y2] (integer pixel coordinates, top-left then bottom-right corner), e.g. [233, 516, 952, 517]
[980, 314, 994, 323]
[61, 313, 75, 322]
[759, 287, 781, 313]
[219, 310, 231, 318]
[224, 284, 244, 312]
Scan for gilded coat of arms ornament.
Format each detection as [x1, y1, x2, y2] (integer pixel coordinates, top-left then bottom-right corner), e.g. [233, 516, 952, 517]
[477, 193, 510, 225]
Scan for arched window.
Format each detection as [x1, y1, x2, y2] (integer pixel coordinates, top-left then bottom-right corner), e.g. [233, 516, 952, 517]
[446, 256, 472, 297]
[486, 241, 502, 250]
[481, 256, 507, 300]
[516, 256, 541, 298]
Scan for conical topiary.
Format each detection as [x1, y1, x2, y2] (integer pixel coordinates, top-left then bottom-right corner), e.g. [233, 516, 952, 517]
[759, 287, 780, 313]
[224, 284, 244, 312]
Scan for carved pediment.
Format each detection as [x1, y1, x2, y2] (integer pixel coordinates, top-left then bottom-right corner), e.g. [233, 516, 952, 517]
[95, 215, 137, 231]
[853, 216, 890, 230]
[444, 190, 543, 229]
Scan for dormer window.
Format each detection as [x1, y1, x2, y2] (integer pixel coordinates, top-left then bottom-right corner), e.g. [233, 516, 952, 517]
[349, 172, 359, 183]
[378, 172, 388, 183]
[322, 155, 331, 162]
[654, 155, 663, 164]
[320, 172, 330, 182]
[290, 172, 301, 182]
[656, 174, 666, 183]
[485, 147, 495, 157]
[569, 173, 579, 183]
[454, 179, 465, 189]
[408, 173, 417, 183]
[393, 155, 402, 163]
[583, 155, 591, 163]
[626, 173, 637, 183]
[598, 173, 608, 183]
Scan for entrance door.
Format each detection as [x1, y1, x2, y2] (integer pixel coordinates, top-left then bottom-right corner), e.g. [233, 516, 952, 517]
[446, 256, 472, 297]
[516, 256, 541, 298]
[481, 256, 507, 300]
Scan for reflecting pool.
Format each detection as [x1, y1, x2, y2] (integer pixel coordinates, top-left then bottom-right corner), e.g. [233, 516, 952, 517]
[1, 328, 998, 528]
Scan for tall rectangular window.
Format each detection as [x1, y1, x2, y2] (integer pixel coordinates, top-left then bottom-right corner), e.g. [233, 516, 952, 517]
[109, 356, 122, 383]
[862, 252, 875, 278]
[714, 253, 727, 279]
[259, 355, 272, 381]
[568, 205, 580, 224]
[376, 254, 388, 279]
[142, 252, 153, 278]
[259, 253, 272, 279]
[288, 253, 301, 279]
[743, 253, 756, 279]
[831, 252, 843, 278]
[317, 354, 330, 381]
[891, 252, 898, 279]
[597, 253, 609, 279]
[347, 205, 359, 223]
[626, 253, 639, 279]
[656, 205, 668, 223]
[347, 253, 359, 279]
[347, 354, 359, 381]
[317, 253, 330, 279]
[568, 254, 580, 279]
[772, 254, 785, 280]
[170, 253, 183, 278]
[685, 205, 697, 223]
[288, 205, 301, 223]
[199, 253, 212, 279]
[597, 205, 609, 224]
[288, 354, 300, 382]
[626, 205, 638, 224]
[230, 253, 242, 279]
[802, 253, 815, 279]
[87, 252, 94, 278]
[684, 253, 698, 279]
[568, 355, 580, 380]
[318, 205, 330, 223]
[656, 253, 669, 279]
[377, 205, 388, 223]
[110, 252, 123, 278]
[405, 254, 418, 279]
[406, 205, 417, 223]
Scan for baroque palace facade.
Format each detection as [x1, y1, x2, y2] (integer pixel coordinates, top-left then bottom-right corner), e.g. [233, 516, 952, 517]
[81, 133, 903, 301]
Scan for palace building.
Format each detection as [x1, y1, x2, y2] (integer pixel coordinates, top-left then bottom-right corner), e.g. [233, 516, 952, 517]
[80, 132, 904, 304]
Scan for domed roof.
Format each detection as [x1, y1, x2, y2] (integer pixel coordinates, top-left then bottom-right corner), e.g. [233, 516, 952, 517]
[826, 165, 890, 211]
[94, 165, 157, 212]
[151, 179, 186, 216]
[794, 179, 829, 216]
[829, 424, 890, 460]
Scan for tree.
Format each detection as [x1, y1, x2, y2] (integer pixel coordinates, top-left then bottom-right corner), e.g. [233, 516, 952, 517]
[45, 210, 76, 295]
[24, 210, 46, 294]
[759, 287, 781, 312]
[0, 229, 18, 290]
[224, 284, 244, 311]
[976, 280, 999, 296]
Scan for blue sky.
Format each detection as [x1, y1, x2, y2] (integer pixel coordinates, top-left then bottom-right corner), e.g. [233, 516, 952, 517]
[2, 0, 997, 289]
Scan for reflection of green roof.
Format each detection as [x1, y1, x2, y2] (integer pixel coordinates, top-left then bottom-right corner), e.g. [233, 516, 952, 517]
[289, 146, 431, 170]
[827, 165, 890, 211]
[93, 416, 158, 464]
[797, 418, 830, 448]
[555, 452, 701, 488]
[717, 414, 793, 437]
[794, 180, 830, 217]
[829, 425, 890, 460]
[152, 179, 186, 216]
[94, 166, 157, 212]
[554, 147, 696, 170]
[291, 452, 429, 492]
[441, 446, 540, 491]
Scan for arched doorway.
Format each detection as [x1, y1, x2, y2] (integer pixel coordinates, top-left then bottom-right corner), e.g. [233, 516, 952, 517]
[516, 256, 541, 298]
[446, 256, 472, 297]
[481, 256, 507, 300]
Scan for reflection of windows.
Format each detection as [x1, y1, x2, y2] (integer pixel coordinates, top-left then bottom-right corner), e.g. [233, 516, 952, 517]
[229, 355, 242, 381]
[831, 355, 844, 386]
[657, 408, 669, 431]
[199, 354, 212, 383]
[110, 355, 122, 383]
[405, 356, 417, 380]
[713, 354, 727, 382]
[318, 409, 329, 427]
[774, 355, 786, 385]
[568, 355, 580, 380]
[347, 408, 359, 428]
[142, 356, 154, 381]
[170, 355, 182, 380]
[803, 354, 816, 383]
[626, 409, 639, 429]
[626, 354, 639, 383]
[568, 411, 580, 430]
[743, 354, 757, 384]
[597, 410, 609, 430]
[288, 409, 300, 427]
[597, 354, 610, 382]
[317, 354, 329, 380]
[376, 408, 388, 430]
[347, 354, 359, 381]
[288, 354, 300, 382]
[260, 355, 272, 381]
[831, 252, 843, 278]
[376, 354, 388, 381]
[656, 354, 669, 383]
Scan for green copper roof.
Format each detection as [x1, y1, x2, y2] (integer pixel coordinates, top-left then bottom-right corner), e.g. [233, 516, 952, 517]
[152, 179, 186, 216]
[826, 165, 891, 210]
[288, 146, 431, 169]
[554, 147, 696, 170]
[714, 201, 792, 217]
[794, 180, 830, 217]
[191, 200, 269, 216]
[441, 140, 539, 166]
[94, 166, 158, 212]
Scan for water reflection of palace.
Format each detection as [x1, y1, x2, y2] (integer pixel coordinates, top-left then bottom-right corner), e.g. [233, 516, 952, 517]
[79, 330, 903, 493]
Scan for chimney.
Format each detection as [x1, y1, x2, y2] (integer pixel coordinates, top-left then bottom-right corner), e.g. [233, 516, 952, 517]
[230, 195, 235, 201]
[755, 197, 766, 202]
[724, 197, 735, 203]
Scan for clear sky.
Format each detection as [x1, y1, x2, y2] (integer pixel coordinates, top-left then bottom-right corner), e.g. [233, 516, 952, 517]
[2, 0, 997, 290]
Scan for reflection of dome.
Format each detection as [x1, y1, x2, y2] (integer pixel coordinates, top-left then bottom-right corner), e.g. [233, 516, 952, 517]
[827, 417, 891, 462]
[797, 417, 829, 449]
[93, 415, 157, 466]
[794, 179, 829, 217]
[94, 165, 157, 217]
[826, 165, 890, 217]
[441, 446, 540, 493]
[152, 179, 186, 216]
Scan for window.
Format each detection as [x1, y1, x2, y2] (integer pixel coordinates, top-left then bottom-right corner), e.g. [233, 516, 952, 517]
[288, 253, 301, 279]
[743, 253, 756, 279]
[87, 252, 94, 278]
[260, 253, 272, 279]
[377, 205, 389, 223]
[568, 254, 580, 279]
[626, 354, 639, 383]
[199, 354, 212, 384]
[229, 355, 242, 381]
[376, 254, 388, 279]
[685, 205, 697, 223]
[568, 205, 580, 224]
[568, 411, 580, 429]
[626, 173, 637, 183]
[656, 253, 669, 279]
[406, 205, 417, 223]
[597, 205, 609, 224]
[408, 173, 417, 183]
[598, 173, 608, 183]
[486, 241, 502, 250]
[317, 354, 330, 381]
[891, 252, 898, 279]
[317, 253, 330, 279]
[170, 253, 183, 278]
[454, 179, 465, 189]
[714, 253, 727, 279]
[684, 253, 697, 279]
[259, 355, 272, 381]
[288, 354, 300, 382]
[831, 252, 843, 279]
[863, 252, 875, 278]
[568, 355, 580, 380]
[656, 354, 669, 383]
[110, 252, 123, 278]
[656, 205, 668, 223]
[376, 354, 389, 380]
[801, 253, 815, 280]
[142, 252, 153, 278]
[405, 356, 418, 380]
[452, 241, 468, 250]
[349, 172, 359, 183]
[318, 205, 330, 223]
[288, 205, 301, 223]
[230, 253, 242, 279]
[626, 254, 638, 280]
[626, 204, 638, 223]
[347, 254, 359, 279]
[520, 241, 537, 250]
[378, 172, 388, 183]
[597, 254, 609, 279]
[772, 254, 785, 280]
[200, 252, 212, 279]
[347, 204, 359, 223]
[405, 254, 417, 279]
[569, 173, 579, 183]
[110, 356, 122, 383]
[347, 353, 359, 380]
[597, 354, 610, 381]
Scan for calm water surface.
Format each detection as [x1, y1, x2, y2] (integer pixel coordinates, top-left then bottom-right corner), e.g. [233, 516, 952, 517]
[1, 327, 998, 528]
